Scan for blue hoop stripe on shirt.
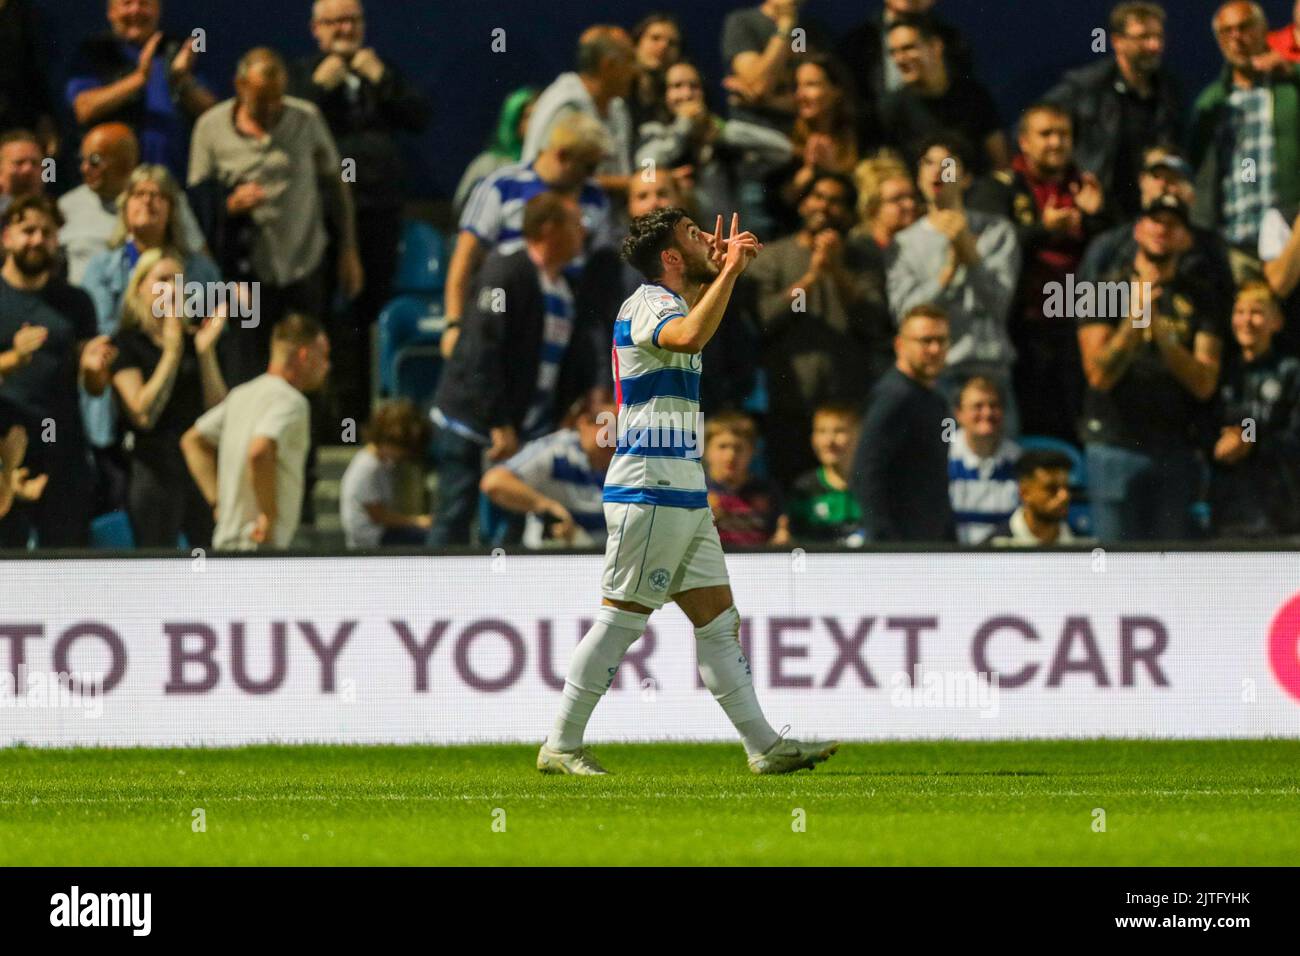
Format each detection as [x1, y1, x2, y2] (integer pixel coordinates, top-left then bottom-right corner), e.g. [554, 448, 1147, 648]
[618, 366, 701, 407]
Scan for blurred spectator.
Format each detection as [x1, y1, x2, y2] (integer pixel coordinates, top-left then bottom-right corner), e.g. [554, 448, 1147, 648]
[850, 151, 919, 251]
[1077, 195, 1224, 541]
[721, 0, 831, 134]
[0, 196, 115, 548]
[1042, 2, 1182, 220]
[1267, 0, 1300, 62]
[59, 124, 140, 285]
[989, 449, 1081, 546]
[628, 13, 683, 130]
[748, 170, 892, 488]
[188, 48, 362, 387]
[1189, 1, 1300, 258]
[444, 112, 613, 360]
[635, 60, 793, 224]
[481, 389, 616, 549]
[80, 164, 220, 496]
[109, 249, 227, 547]
[0, 130, 44, 217]
[452, 87, 539, 221]
[67, 0, 216, 179]
[849, 303, 956, 542]
[0, 0, 58, 156]
[181, 314, 330, 551]
[339, 398, 432, 548]
[290, 0, 431, 425]
[778, 53, 866, 213]
[836, 0, 974, 131]
[881, 13, 1009, 174]
[704, 410, 787, 547]
[968, 103, 1107, 443]
[888, 133, 1020, 432]
[1080, 146, 1235, 328]
[1210, 282, 1300, 536]
[1258, 202, 1300, 357]
[429, 193, 593, 547]
[948, 375, 1021, 544]
[522, 25, 636, 200]
[785, 401, 862, 544]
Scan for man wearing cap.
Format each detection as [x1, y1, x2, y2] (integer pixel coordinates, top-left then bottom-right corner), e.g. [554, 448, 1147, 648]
[1043, 2, 1183, 221]
[1077, 194, 1226, 542]
[1079, 145, 1235, 321]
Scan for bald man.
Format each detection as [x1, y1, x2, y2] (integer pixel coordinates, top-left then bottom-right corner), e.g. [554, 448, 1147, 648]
[59, 122, 208, 286]
[0, 130, 44, 216]
[189, 48, 361, 386]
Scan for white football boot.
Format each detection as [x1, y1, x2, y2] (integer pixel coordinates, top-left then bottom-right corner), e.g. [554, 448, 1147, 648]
[537, 744, 610, 775]
[748, 726, 840, 775]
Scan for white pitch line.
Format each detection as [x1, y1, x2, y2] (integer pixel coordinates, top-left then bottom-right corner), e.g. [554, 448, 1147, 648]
[1, 787, 1298, 807]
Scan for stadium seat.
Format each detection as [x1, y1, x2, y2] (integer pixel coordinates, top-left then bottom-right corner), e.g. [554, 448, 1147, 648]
[376, 294, 445, 407]
[90, 510, 135, 550]
[393, 221, 447, 294]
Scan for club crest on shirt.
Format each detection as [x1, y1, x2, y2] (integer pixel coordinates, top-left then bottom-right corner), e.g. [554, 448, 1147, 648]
[648, 567, 671, 592]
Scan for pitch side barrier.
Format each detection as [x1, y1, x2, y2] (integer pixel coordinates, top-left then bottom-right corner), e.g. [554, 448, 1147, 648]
[0, 547, 1297, 745]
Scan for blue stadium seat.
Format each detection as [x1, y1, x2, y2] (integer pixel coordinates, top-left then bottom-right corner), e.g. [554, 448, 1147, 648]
[377, 294, 445, 407]
[90, 510, 135, 550]
[393, 221, 447, 294]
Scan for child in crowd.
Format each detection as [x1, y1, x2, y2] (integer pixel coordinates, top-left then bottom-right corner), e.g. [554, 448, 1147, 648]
[339, 399, 433, 548]
[1211, 283, 1300, 537]
[785, 402, 863, 544]
[704, 411, 788, 548]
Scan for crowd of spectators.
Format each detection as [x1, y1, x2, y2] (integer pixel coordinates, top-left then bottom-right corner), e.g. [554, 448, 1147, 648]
[1, 0, 1300, 552]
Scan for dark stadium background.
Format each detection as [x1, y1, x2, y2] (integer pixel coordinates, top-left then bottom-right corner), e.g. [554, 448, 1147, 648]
[30, 0, 1264, 210]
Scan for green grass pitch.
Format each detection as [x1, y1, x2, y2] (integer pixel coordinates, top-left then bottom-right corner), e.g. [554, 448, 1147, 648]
[1, 739, 1298, 866]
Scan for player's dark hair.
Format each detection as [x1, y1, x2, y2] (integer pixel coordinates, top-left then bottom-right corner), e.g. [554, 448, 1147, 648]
[1016, 449, 1074, 481]
[621, 206, 688, 280]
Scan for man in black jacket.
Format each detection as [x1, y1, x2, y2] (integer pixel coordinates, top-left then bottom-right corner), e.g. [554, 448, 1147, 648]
[290, 0, 431, 425]
[428, 192, 595, 546]
[1042, 2, 1182, 220]
[850, 302, 956, 542]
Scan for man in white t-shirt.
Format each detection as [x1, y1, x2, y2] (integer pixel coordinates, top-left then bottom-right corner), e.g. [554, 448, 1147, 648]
[181, 314, 330, 550]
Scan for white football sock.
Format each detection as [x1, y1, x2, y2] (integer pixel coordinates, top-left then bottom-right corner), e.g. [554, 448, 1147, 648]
[695, 606, 780, 756]
[546, 606, 649, 752]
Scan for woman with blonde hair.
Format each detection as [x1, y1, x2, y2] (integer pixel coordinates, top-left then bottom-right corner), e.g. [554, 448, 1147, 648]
[109, 247, 229, 547]
[852, 151, 919, 249]
[80, 165, 223, 485]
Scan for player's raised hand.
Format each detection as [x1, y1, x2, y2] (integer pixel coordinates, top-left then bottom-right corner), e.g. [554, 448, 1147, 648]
[720, 213, 762, 276]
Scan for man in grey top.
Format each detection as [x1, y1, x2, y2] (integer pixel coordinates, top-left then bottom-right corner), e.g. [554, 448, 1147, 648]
[181, 314, 331, 550]
[188, 48, 362, 386]
[887, 131, 1021, 433]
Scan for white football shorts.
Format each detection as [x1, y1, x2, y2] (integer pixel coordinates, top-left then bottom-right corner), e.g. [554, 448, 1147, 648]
[600, 503, 731, 609]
